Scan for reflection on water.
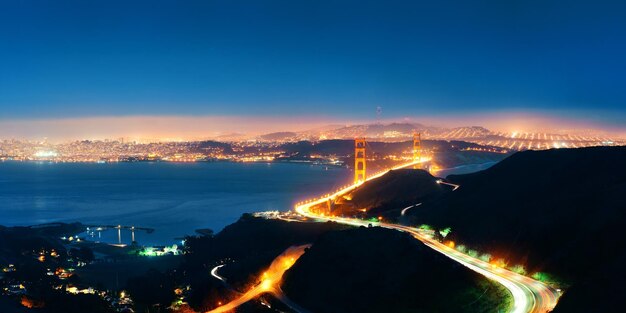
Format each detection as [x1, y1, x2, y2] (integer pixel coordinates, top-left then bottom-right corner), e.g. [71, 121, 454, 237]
[0, 162, 349, 245]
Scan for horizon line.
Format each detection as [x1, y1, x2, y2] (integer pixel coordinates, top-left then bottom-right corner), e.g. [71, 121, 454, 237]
[0, 112, 625, 142]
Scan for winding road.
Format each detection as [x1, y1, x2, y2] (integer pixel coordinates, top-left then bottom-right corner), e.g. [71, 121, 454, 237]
[293, 159, 560, 313]
[206, 245, 310, 313]
[210, 264, 227, 283]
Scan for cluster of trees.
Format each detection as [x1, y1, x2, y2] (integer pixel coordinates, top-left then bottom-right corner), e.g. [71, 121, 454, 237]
[123, 214, 347, 312]
[0, 224, 107, 313]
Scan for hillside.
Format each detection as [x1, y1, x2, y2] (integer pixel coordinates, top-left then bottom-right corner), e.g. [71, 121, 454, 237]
[177, 215, 348, 312]
[360, 146, 626, 312]
[258, 132, 298, 141]
[412, 147, 626, 276]
[282, 227, 511, 313]
[334, 169, 448, 216]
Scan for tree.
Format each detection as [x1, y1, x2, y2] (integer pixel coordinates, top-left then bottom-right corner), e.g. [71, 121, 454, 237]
[69, 247, 94, 263]
[126, 269, 176, 312]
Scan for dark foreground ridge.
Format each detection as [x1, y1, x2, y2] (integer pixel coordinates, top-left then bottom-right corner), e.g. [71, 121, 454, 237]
[282, 227, 511, 313]
[1, 215, 518, 313]
[351, 146, 626, 313]
[0, 217, 348, 313]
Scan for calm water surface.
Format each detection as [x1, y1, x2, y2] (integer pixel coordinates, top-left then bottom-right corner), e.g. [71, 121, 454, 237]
[0, 161, 350, 245]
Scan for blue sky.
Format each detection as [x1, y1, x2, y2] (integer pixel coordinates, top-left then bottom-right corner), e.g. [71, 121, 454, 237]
[1, 0, 625, 131]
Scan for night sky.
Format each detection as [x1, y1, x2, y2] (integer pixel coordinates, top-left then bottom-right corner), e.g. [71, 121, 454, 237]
[1, 0, 625, 133]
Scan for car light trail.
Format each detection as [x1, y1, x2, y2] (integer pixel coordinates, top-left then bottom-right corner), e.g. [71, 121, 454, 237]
[436, 179, 460, 191]
[210, 264, 226, 282]
[206, 245, 310, 313]
[400, 203, 421, 216]
[294, 158, 560, 313]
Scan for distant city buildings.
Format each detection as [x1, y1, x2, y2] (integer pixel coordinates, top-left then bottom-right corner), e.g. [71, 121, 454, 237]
[0, 124, 622, 163]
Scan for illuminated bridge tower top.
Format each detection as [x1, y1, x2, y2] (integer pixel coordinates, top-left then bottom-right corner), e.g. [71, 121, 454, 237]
[354, 138, 366, 184]
[413, 132, 421, 169]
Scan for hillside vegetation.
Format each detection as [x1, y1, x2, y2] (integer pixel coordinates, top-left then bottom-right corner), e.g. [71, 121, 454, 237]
[282, 227, 511, 313]
[349, 146, 626, 312]
[335, 169, 448, 216]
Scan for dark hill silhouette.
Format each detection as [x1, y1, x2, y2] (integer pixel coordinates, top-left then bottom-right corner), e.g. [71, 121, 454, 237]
[549, 251, 626, 313]
[413, 147, 626, 279]
[176, 215, 348, 312]
[335, 169, 449, 215]
[282, 227, 511, 313]
[352, 146, 626, 312]
[182, 214, 347, 288]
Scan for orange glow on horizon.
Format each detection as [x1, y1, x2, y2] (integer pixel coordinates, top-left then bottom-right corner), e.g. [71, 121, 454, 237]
[1, 111, 624, 142]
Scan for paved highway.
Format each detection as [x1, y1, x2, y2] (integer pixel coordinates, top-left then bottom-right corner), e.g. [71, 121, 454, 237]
[294, 159, 560, 313]
[206, 245, 310, 313]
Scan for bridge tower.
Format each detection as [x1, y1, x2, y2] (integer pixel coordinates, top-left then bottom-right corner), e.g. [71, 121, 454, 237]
[413, 132, 421, 169]
[354, 138, 366, 184]
[326, 198, 333, 214]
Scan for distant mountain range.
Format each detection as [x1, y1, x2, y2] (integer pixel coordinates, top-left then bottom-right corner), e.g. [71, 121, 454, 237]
[256, 122, 623, 151]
